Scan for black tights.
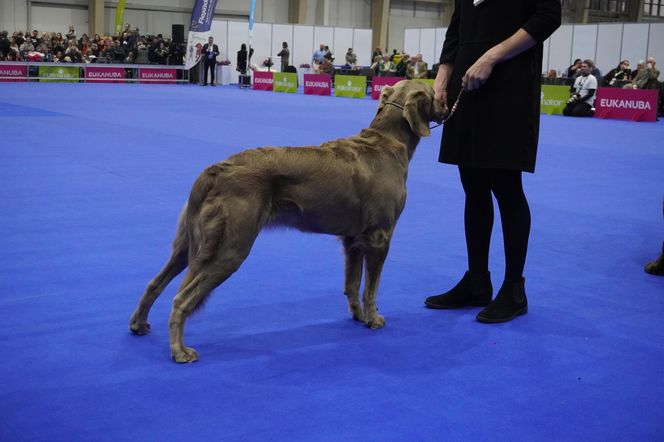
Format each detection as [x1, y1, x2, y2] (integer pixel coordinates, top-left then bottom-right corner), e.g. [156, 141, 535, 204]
[459, 166, 531, 282]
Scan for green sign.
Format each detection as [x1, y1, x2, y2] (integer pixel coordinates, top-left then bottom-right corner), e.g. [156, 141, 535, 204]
[334, 75, 366, 98]
[39, 66, 79, 82]
[273, 72, 297, 93]
[540, 85, 570, 115]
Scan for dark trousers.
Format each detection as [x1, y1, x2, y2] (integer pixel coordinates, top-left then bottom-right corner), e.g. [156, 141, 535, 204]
[203, 61, 215, 85]
[459, 167, 531, 281]
[563, 101, 593, 117]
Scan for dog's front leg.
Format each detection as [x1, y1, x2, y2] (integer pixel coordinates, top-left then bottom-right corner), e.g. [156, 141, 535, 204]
[361, 230, 392, 329]
[343, 236, 365, 322]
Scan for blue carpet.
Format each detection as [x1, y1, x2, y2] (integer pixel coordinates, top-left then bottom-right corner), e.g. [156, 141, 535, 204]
[1, 83, 663, 441]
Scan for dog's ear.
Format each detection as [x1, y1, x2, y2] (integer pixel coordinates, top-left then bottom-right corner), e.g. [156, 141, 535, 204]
[403, 90, 431, 137]
[377, 85, 396, 113]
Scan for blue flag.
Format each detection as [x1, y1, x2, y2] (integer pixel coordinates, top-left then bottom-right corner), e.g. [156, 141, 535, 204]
[184, 0, 219, 69]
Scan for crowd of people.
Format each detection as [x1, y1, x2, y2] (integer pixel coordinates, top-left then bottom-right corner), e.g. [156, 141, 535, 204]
[562, 56, 660, 117]
[0, 25, 185, 65]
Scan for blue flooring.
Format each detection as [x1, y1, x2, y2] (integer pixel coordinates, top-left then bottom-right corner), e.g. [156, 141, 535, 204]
[0, 83, 663, 441]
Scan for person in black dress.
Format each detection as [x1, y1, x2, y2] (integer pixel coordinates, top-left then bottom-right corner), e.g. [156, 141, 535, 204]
[424, 0, 561, 323]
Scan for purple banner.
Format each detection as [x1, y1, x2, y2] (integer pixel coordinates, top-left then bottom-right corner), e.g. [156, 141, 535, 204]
[189, 0, 218, 33]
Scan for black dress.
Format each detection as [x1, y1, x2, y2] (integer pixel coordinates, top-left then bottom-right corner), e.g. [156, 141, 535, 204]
[439, 0, 561, 173]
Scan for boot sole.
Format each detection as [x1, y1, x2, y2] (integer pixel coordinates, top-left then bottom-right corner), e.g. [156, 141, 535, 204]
[476, 305, 528, 323]
[425, 300, 491, 309]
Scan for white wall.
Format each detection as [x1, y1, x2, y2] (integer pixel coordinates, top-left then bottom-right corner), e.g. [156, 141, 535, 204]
[405, 22, 664, 77]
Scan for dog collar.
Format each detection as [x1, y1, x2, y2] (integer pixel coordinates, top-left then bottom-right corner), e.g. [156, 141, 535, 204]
[384, 89, 463, 130]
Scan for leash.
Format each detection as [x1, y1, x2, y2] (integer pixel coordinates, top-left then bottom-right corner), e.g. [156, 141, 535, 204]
[385, 89, 464, 130]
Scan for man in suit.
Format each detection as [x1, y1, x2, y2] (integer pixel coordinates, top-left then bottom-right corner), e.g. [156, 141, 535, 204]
[202, 36, 219, 86]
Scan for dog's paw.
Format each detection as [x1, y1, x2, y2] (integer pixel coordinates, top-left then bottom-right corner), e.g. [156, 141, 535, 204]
[171, 346, 199, 363]
[129, 321, 151, 336]
[366, 314, 385, 329]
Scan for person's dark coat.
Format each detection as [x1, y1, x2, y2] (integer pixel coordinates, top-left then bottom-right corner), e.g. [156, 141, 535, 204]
[439, 0, 561, 173]
[202, 43, 219, 64]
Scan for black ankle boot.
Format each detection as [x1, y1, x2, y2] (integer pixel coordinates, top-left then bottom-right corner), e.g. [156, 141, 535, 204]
[425, 271, 493, 309]
[644, 241, 664, 276]
[476, 278, 528, 323]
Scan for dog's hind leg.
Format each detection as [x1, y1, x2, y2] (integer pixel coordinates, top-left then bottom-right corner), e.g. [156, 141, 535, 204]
[342, 236, 365, 322]
[361, 229, 393, 329]
[130, 206, 189, 335]
[169, 211, 262, 363]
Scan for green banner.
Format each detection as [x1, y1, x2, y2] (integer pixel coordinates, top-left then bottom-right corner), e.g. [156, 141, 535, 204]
[334, 75, 366, 98]
[540, 85, 570, 115]
[39, 66, 79, 82]
[115, 0, 127, 34]
[273, 72, 297, 93]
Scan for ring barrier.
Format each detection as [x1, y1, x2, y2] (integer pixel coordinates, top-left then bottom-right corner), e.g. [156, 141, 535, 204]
[1, 61, 659, 122]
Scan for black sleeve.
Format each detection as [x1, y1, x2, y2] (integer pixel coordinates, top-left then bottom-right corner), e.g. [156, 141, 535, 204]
[585, 89, 596, 100]
[522, 0, 561, 43]
[439, 0, 460, 65]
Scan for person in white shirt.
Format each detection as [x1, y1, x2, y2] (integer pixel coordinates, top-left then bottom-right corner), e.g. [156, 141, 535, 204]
[563, 60, 597, 117]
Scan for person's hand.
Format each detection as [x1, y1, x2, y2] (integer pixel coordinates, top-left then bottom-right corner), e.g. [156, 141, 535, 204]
[462, 54, 495, 91]
[433, 63, 452, 115]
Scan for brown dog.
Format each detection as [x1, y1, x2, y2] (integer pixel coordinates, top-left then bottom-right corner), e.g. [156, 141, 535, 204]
[129, 80, 447, 362]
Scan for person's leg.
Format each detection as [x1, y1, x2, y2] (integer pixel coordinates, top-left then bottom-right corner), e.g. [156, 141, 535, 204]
[425, 166, 493, 308]
[203, 62, 209, 85]
[476, 169, 529, 323]
[491, 169, 530, 282]
[210, 62, 215, 85]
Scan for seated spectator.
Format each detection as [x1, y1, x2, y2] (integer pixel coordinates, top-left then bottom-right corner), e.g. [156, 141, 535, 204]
[29, 30, 40, 47]
[395, 53, 410, 77]
[378, 54, 395, 76]
[407, 53, 428, 79]
[567, 59, 582, 78]
[344, 48, 357, 68]
[323, 45, 334, 62]
[19, 39, 34, 57]
[135, 41, 149, 64]
[372, 47, 383, 61]
[370, 55, 381, 75]
[603, 60, 631, 87]
[626, 59, 660, 90]
[585, 59, 601, 79]
[563, 61, 597, 117]
[84, 48, 95, 63]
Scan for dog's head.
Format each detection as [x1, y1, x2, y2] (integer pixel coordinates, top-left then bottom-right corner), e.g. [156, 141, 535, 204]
[377, 80, 447, 138]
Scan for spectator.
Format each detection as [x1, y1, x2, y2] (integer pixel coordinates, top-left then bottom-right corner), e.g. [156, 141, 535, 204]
[344, 48, 357, 68]
[65, 25, 76, 41]
[406, 53, 428, 79]
[585, 59, 601, 79]
[377, 54, 394, 76]
[324, 45, 334, 62]
[237, 43, 253, 75]
[276, 41, 289, 72]
[372, 47, 383, 61]
[312, 43, 326, 64]
[563, 61, 597, 117]
[567, 58, 582, 77]
[395, 53, 410, 77]
[320, 58, 335, 76]
[603, 60, 631, 87]
[29, 30, 40, 47]
[19, 39, 34, 57]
